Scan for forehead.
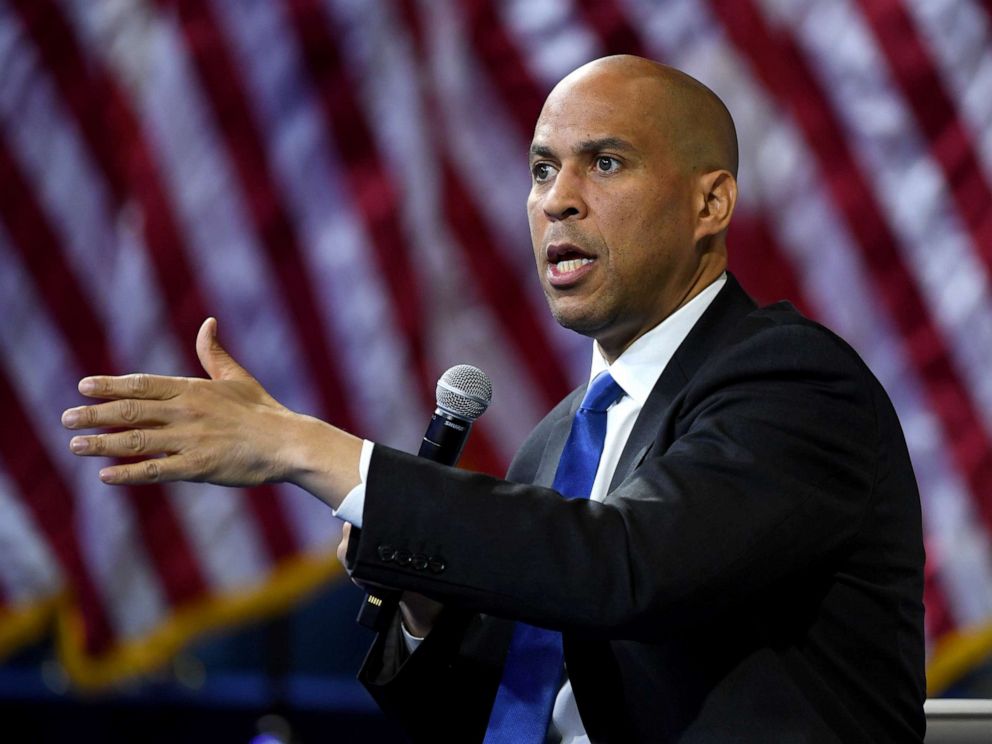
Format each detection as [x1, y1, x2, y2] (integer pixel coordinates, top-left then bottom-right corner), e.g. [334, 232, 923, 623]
[531, 74, 667, 153]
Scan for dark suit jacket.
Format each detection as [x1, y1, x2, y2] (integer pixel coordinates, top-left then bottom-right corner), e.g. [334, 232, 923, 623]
[348, 276, 926, 742]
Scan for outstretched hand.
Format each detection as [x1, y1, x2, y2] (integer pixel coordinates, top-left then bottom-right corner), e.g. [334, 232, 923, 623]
[62, 318, 361, 503]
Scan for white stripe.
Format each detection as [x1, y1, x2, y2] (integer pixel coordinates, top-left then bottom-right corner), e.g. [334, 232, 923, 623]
[500, 0, 601, 86]
[0, 222, 167, 638]
[5, 1, 272, 594]
[904, 0, 992, 191]
[0, 462, 62, 606]
[623, 0, 992, 629]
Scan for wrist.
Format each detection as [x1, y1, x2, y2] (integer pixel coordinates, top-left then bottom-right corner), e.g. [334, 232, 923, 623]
[279, 413, 363, 510]
[399, 592, 444, 637]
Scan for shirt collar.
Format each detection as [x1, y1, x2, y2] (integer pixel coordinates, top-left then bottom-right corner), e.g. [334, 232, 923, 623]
[589, 273, 727, 406]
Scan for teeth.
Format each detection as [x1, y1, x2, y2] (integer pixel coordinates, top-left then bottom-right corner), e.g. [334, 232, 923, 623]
[556, 258, 593, 273]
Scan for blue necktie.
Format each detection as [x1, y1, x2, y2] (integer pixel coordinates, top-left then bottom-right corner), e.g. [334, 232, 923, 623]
[483, 371, 626, 744]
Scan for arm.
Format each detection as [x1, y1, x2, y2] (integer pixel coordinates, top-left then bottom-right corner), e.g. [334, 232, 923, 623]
[66, 317, 448, 637]
[346, 318, 890, 640]
[64, 315, 889, 638]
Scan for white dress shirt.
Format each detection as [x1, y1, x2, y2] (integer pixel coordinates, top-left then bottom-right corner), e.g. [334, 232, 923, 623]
[334, 274, 727, 742]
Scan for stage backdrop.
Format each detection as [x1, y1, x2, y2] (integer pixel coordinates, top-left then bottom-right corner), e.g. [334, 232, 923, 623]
[0, 0, 990, 697]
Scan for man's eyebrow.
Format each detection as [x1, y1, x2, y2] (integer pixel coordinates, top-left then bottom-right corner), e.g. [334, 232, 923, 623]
[530, 143, 555, 159]
[573, 137, 636, 155]
[529, 137, 636, 159]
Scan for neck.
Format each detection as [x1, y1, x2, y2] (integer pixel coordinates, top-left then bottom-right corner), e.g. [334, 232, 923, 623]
[598, 261, 726, 363]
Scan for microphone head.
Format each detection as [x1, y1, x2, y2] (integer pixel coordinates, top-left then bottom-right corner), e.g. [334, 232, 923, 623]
[436, 365, 492, 421]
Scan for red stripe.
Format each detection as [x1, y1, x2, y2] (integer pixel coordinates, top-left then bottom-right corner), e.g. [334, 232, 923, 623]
[158, 0, 355, 433]
[980, 2, 992, 38]
[0, 141, 208, 608]
[727, 212, 814, 318]
[709, 0, 992, 527]
[461, 0, 547, 140]
[0, 363, 115, 654]
[576, 0, 649, 58]
[861, 0, 992, 273]
[462, 0, 647, 136]
[10, 0, 299, 565]
[280, 0, 507, 475]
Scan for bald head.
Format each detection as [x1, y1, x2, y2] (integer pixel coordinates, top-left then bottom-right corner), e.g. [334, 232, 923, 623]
[542, 55, 738, 178]
[527, 55, 740, 359]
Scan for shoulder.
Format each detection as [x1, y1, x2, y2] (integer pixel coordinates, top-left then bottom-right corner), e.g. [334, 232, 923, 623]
[699, 300, 879, 389]
[671, 300, 890, 454]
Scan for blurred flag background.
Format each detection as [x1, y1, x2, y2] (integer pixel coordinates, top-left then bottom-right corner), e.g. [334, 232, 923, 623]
[1, 0, 991, 740]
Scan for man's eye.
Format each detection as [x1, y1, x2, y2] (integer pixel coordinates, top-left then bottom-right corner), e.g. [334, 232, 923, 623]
[532, 163, 555, 182]
[596, 156, 620, 173]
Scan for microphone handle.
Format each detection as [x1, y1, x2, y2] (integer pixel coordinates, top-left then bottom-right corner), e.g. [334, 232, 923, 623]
[355, 410, 472, 631]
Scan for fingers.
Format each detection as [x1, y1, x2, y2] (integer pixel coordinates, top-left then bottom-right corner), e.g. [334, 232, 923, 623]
[62, 398, 173, 430]
[76, 373, 187, 401]
[96, 455, 196, 485]
[336, 523, 351, 565]
[68, 427, 174, 459]
[196, 317, 253, 382]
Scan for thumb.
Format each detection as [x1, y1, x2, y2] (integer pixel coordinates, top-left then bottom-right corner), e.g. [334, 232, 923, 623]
[196, 317, 252, 381]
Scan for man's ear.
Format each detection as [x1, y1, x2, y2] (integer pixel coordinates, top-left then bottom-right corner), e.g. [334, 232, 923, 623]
[694, 170, 737, 241]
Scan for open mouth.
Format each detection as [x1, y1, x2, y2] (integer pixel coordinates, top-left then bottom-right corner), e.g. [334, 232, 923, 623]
[547, 243, 597, 286]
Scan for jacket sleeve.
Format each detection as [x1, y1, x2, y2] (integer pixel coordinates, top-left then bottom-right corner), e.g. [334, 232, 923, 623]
[351, 391, 567, 740]
[347, 317, 894, 643]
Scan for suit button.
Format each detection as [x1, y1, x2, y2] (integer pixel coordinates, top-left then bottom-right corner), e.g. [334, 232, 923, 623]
[411, 553, 429, 571]
[377, 544, 396, 562]
[428, 556, 446, 573]
[394, 550, 412, 566]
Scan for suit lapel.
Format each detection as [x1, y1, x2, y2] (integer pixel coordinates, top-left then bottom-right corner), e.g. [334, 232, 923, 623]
[536, 275, 758, 494]
[607, 274, 758, 492]
[607, 359, 688, 491]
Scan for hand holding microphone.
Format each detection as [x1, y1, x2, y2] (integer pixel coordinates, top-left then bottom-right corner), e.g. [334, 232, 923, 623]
[355, 364, 492, 631]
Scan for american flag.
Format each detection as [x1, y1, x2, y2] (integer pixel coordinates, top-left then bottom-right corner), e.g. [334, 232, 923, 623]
[0, 0, 990, 697]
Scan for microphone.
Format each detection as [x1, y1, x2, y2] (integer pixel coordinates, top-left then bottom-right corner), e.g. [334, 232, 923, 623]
[356, 364, 493, 631]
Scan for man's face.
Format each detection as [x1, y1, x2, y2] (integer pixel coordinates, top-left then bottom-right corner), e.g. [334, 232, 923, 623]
[528, 72, 703, 359]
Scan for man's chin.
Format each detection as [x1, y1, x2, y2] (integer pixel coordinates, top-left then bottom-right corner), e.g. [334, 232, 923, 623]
[548, 304, 608, 339]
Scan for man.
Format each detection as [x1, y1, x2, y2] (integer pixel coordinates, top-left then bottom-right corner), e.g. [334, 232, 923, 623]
[63, 56, 925, 742]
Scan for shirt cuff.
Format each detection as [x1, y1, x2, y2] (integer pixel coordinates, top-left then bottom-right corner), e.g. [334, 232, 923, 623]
[400, 621, 426, 654]
[331, 439, 374, 528]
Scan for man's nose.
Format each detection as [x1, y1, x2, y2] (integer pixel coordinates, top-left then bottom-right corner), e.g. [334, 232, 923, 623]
[542, 171, 587, 221]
